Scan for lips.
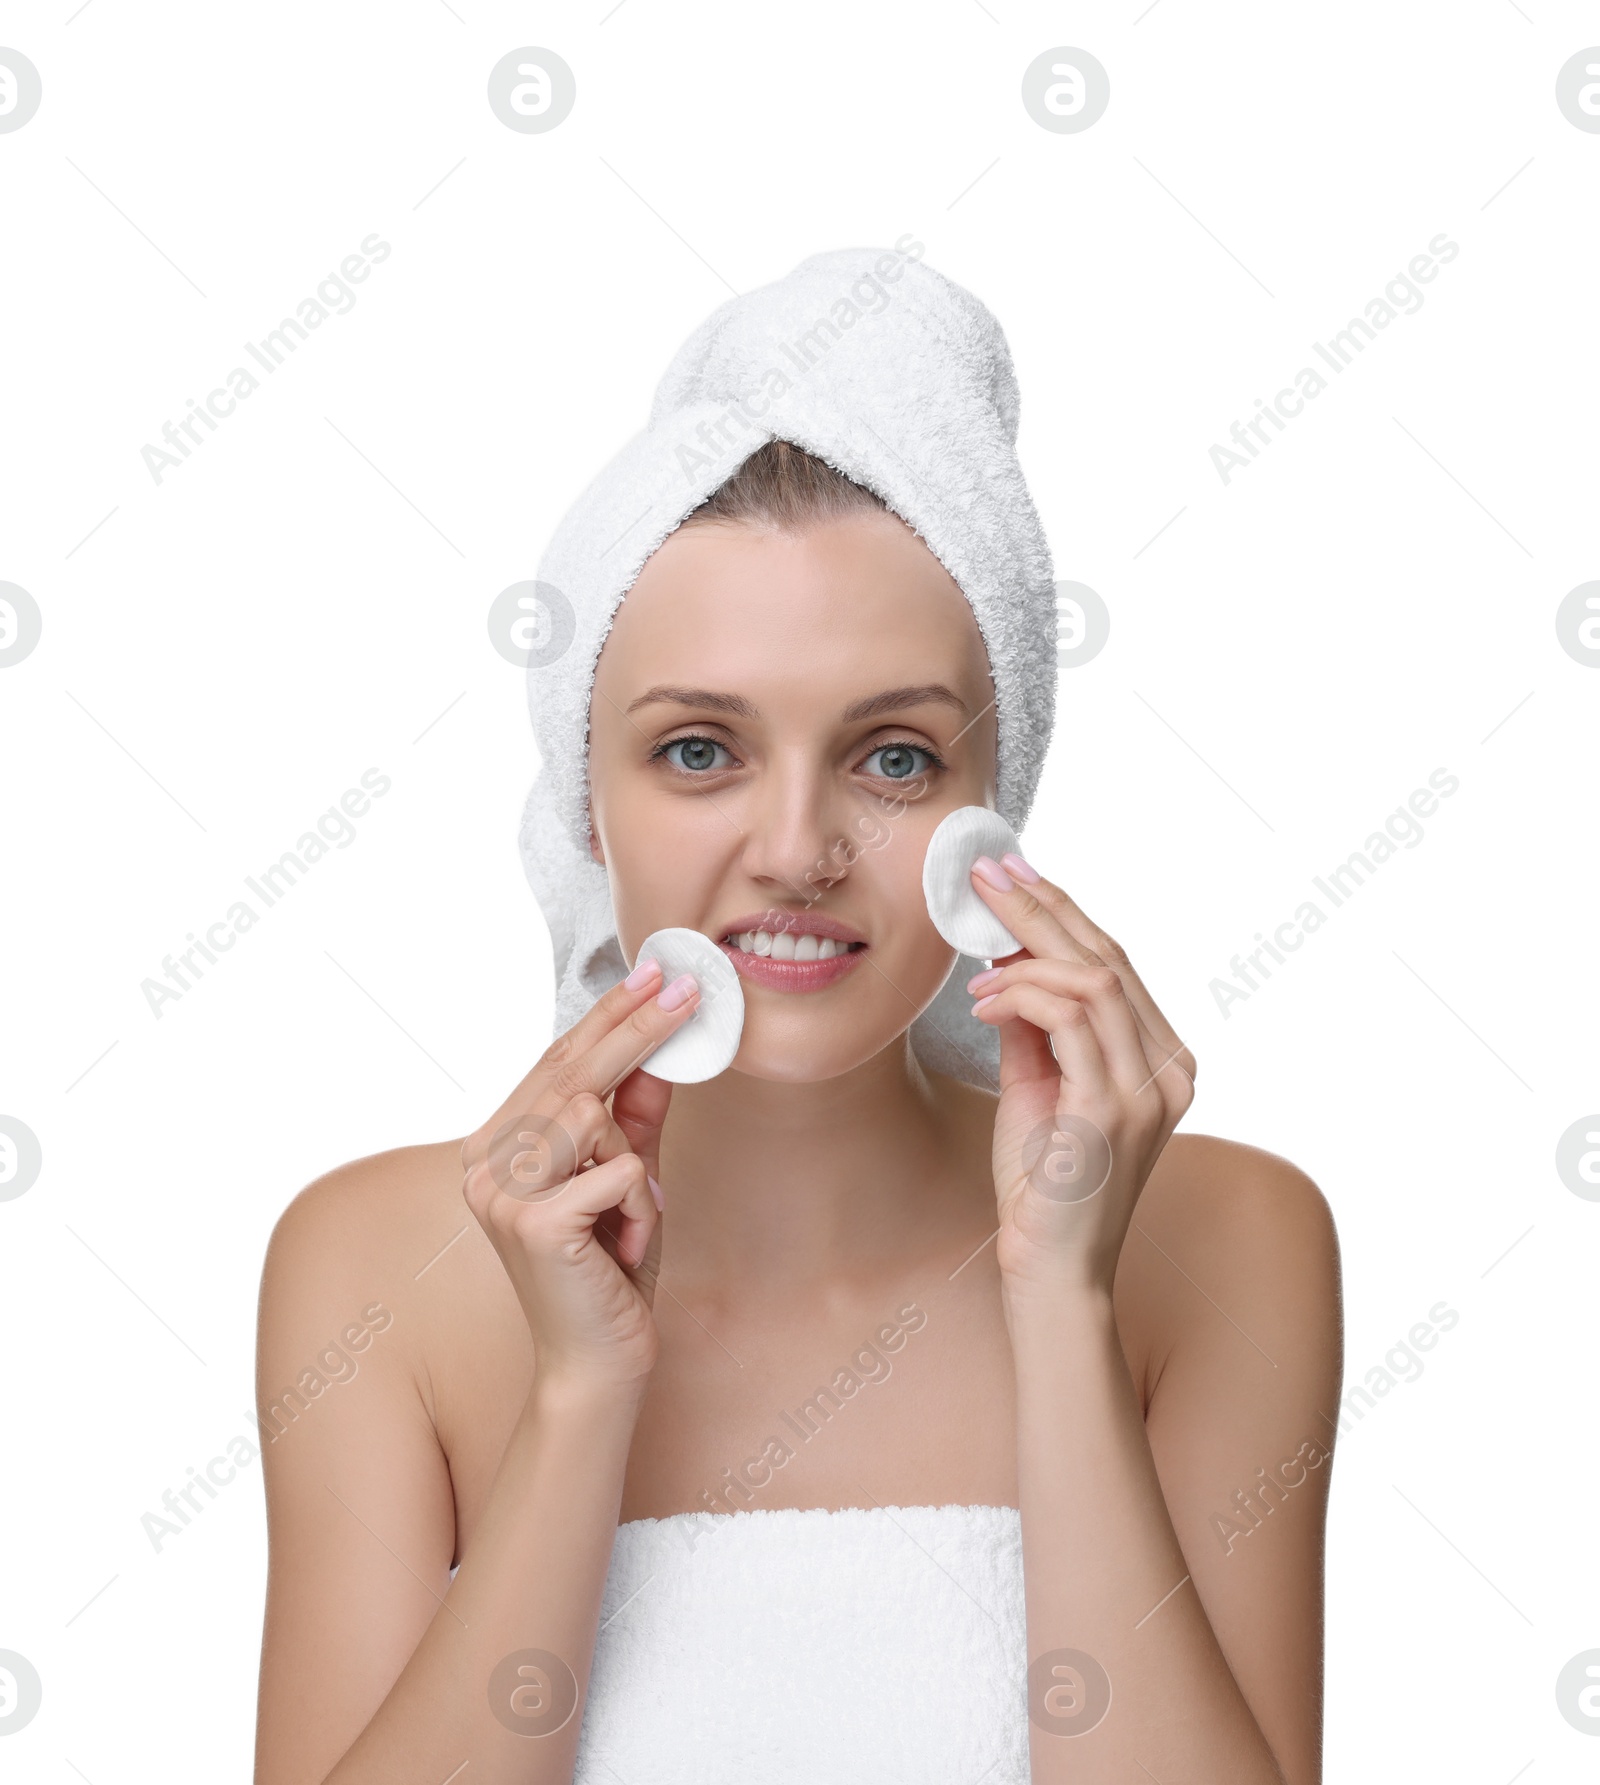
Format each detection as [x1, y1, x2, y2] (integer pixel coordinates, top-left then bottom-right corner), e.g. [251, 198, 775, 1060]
[716, 911, 869, 993]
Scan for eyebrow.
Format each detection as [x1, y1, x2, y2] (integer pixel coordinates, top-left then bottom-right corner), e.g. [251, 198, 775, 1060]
[624, 682, 971, 722]
[843, 683, 971, 722]
[625, 685, 758, 719]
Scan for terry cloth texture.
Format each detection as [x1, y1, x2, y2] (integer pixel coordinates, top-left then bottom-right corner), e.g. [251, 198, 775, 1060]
[571, 1503, 1029, 1781]
[518, 243, 1058, 1089]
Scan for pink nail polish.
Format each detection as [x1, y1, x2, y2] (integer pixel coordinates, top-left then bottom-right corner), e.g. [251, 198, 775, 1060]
[972, 994, 998, 1015]
[657, 972, 698, 1011]
[971, 855, 1014, 892]
[647, 1173, 664, 1210]
[967, 966, 1001, 992]
[625, 957, 661, 991]
[1000, 852, 1040, 885]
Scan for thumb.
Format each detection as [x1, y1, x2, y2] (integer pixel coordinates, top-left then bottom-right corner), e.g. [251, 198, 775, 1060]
[985, 948, 1055, 1094]
[995, 1006, 1057, 1095]
[611, 1064, 673, 1195]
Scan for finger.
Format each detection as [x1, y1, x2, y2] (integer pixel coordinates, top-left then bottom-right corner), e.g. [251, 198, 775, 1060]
[590, 1156, 662, 1286]
[999, 859, 1197, 1086]
[534, 1143, 654, 1227]
[466, 968, 701, 1168]
[463, 959, 666, 1167]
[579, 1112, 663, 1287]
[976, 859, 1198, 1093]
[611, 1065, 673, 1198]
[989, 994, 1058, 1094]
[547, 972, 704, 1106]
[543, 957, 668, 1067]
[970, 856, 1102, 967]
[973, 979, 1113, 1101]
[469, 1143, 656, 1276]
[596, 1186, 662, 1298]
[970, 958, 1152, 1092]
[464, 1091, 628, 1213]
[485, 1146, 660, 1298]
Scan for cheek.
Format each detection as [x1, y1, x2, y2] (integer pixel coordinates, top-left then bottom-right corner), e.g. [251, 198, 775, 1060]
[863, 814, 955, 977]
[596, 785, 720, 957]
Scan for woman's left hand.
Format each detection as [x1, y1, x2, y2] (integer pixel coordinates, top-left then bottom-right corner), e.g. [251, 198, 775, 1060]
[965, 851, 1197, 1303]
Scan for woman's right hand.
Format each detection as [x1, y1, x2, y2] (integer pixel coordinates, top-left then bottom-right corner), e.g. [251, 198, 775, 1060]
[460, 957, 700, 1395]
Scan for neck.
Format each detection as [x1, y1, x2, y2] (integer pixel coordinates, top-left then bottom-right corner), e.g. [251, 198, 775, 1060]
[655, 1036, 992, 1294]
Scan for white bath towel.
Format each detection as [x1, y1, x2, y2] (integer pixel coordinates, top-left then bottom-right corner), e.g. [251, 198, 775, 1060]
[518, 244, 1058, 1089]
[572, 1503, 1029, 1782]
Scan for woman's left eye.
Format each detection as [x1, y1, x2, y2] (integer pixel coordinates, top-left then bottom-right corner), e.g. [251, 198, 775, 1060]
[658, 735, 733, 774]
[862, 742, 938, 780]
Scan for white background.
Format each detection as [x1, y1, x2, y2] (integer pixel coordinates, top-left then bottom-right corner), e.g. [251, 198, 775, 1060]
[2, 3, 1597, 1779]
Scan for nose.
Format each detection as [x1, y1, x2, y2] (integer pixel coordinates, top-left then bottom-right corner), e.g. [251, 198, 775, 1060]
[735, 752, 864, 903]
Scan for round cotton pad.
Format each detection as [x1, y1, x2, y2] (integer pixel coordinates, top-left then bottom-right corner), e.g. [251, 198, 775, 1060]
[631, 927, 746, 1084]
[922, 806, 1025, 959]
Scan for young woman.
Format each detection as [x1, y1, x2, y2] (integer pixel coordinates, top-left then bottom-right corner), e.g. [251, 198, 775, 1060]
[254, 262, 1341, 1785]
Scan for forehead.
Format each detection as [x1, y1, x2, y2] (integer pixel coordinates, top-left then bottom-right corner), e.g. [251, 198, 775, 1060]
[594, 512, 993, 702]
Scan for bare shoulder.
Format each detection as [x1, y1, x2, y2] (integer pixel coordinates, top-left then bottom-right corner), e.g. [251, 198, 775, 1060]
[1116, 1133, 1343, 1395]
[254, 1141, 496, 1784]
[258, 1138, 506, 1411]
[262, 1139, 469, 1300]
[1139, 1132, 1339, 1256]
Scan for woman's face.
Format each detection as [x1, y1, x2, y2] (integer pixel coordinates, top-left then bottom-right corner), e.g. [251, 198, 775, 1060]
[587, 508, 1000, 1083]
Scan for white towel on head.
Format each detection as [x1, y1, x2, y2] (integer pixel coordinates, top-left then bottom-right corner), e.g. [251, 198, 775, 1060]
[518, 242, 1057, 1089]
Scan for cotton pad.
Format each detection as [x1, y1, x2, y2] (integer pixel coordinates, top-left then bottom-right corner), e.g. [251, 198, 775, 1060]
[922, 806, 1025, 959]
[631, 927, 746, 1083]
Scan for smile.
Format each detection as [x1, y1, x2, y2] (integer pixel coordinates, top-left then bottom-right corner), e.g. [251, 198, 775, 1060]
[717, 917, 869, 992]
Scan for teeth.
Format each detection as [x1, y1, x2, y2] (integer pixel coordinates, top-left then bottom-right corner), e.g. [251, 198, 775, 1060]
[728, 930, 857, 959]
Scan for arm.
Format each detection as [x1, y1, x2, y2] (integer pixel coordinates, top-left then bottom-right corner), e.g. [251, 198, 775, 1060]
[1008, 1149, 1340, 1783]
[255, 958, 702, 1783]
[963, 854, 1340, 1781]
[253, 1160, 648, 1785]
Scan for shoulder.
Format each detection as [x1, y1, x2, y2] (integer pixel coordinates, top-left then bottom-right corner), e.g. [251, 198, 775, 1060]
[262, 1138, 466, 1292]
[254, 1148, 471, 1780]
[258, 1138, 488, 1404]
[1117, 1133, 1342, 1392]
[1141, 1133, 1338, 1258]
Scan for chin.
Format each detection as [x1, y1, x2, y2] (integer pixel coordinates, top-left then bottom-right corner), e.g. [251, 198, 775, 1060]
[726, 1019, 912, 1085]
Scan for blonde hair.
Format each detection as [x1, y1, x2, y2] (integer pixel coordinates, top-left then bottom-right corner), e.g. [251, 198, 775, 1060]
[681, 438, 887, 531]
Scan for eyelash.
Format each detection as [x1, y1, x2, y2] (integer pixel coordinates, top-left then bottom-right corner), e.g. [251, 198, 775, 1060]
[861, 739, 948, 779]
[650, 733, 948, 780]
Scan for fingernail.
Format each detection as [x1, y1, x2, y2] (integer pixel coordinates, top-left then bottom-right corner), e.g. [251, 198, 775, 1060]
[625, 957, 662, 991]
[657, 972, 698, 1011]
[967, 966, 1001, 992]
[1000, 851, 1040, 885]
[972, 994, 998, 1015]
[971, 855, 1014, 892]
[647, 1173, 664, 1210]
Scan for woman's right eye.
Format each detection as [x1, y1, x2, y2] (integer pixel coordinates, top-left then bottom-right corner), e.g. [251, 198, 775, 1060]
[657, 735, 733, 774]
